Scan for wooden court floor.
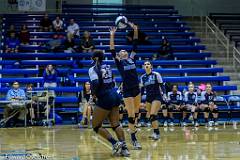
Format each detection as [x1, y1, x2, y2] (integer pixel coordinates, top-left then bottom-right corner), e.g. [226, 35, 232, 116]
[0, 125, 240, 160]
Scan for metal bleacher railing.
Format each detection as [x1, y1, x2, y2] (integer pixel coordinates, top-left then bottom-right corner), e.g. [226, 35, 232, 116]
[205, 16, 230, 61]
[205, 16, 240, 72]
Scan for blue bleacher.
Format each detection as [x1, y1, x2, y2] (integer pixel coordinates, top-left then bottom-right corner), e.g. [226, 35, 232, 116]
[0, 4, 238, 122]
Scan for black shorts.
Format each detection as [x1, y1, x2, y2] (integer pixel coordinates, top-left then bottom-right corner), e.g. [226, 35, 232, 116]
[146, 95, 163, 103]
[96, 89, 121, 110]
[123, 87, 140, 98]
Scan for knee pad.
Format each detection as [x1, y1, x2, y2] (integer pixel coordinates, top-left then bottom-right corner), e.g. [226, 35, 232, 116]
[93, 125, 101, 133]
[204, 107, 210, 112]
[112, 124, 120, 131]
[149, 114, 157, 123]
[212, 108, 218, 113]
[128, 117, 135, 124]
[135, 112, 139, 118]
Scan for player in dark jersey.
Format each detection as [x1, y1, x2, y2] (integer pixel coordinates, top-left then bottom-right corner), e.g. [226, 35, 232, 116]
[183, 83, 200, 127]
[166, 84, 183, 127]
[88, 50, 130, 157]
[140, 61, 165, 140]
[110, 24, 142, 149]
[200, 83, 218, 127]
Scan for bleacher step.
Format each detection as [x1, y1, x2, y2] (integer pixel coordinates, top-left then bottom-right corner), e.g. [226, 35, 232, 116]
[219, 72, 240, 80]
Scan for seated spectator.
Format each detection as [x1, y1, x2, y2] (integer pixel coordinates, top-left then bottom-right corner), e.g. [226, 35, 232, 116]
[7, 24, 18, 38]
[67, 19, 80, 38]
[126, 24, 150, 45]
[19, 24, 30, 45]
[80, 82, 94, 128]
[5, 32, 20, 53]
[40, 13, 52, 32]
[52, 15, 64, 32]
[4, 81, 27, 127]
[43, 64, 58, 98]
[80, 31, 95, 53]
[154, 38, 173, 60]
[47, 34, 64, 52]
[43, 64, 58, 88]
[64, 34, 76, 53]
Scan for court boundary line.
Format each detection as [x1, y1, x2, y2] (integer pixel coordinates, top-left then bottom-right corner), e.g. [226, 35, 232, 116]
[91, 136, 132, 160]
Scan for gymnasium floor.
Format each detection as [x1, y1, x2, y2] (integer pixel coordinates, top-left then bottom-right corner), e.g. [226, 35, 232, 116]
[0, 125, 240, 160]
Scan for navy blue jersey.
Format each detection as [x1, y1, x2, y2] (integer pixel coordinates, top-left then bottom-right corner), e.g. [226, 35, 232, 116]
[167, 91, 182, 104]
[88, 63, 114, 97]
[140, 71, 163, 99]
[111, 49, 139, 91]
[201, 91, 216, 104]
[184, 92, 198, 104]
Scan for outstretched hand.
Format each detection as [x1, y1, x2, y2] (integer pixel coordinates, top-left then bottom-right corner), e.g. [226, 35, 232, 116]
[128, 22, 138, 30]
[109, 26, 117, 35]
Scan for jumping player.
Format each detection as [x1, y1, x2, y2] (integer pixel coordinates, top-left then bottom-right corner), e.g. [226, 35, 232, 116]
[88, 50, 130, 157]
[140, 61, 165, 140]
[200, 83, 218, 127]
[109, 23, 142, 149]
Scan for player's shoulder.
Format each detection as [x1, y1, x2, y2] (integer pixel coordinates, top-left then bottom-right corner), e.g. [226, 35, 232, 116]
[201, 91, 207, 95]
[152, 71, 161, 76]
[140, 73, 147, 79]
[168, 91, 173, 95]
[88, 66, 95, 73]
[177, 91, 182, 95]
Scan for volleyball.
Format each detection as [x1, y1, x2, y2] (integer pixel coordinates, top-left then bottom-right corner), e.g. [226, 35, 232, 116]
[115, 16, 128, 29]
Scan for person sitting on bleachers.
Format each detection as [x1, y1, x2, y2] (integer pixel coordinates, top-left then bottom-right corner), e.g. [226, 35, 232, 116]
[6, 24, 18, 38]
[126, 24, 150, 45]
[5, 32, 20, 53]
[4, 81, 27, 127]
[47, 34, 64, 52]
[40, 13, 52, 32]
[154, 37, 173, 60]
[67, 18, 80, 38]
[80, 82, 94, 128]
[52, 15, 64, 32]
[43, 64, 58, 90]
[80, 31, 95, 53]
[64, 33, 76, 53]
[19, 24, 30, 45]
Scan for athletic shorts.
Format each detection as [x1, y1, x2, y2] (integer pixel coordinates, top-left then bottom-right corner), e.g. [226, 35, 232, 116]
[96, 89, 121, 110]
[146, 94, 163, 103]
[123, 87, 140, 98]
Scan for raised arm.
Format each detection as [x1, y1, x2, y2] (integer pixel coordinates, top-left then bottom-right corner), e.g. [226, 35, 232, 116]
[110, 27, 116, 51]
[128, 22, 138, 59]
[109, 27, 121, 61]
